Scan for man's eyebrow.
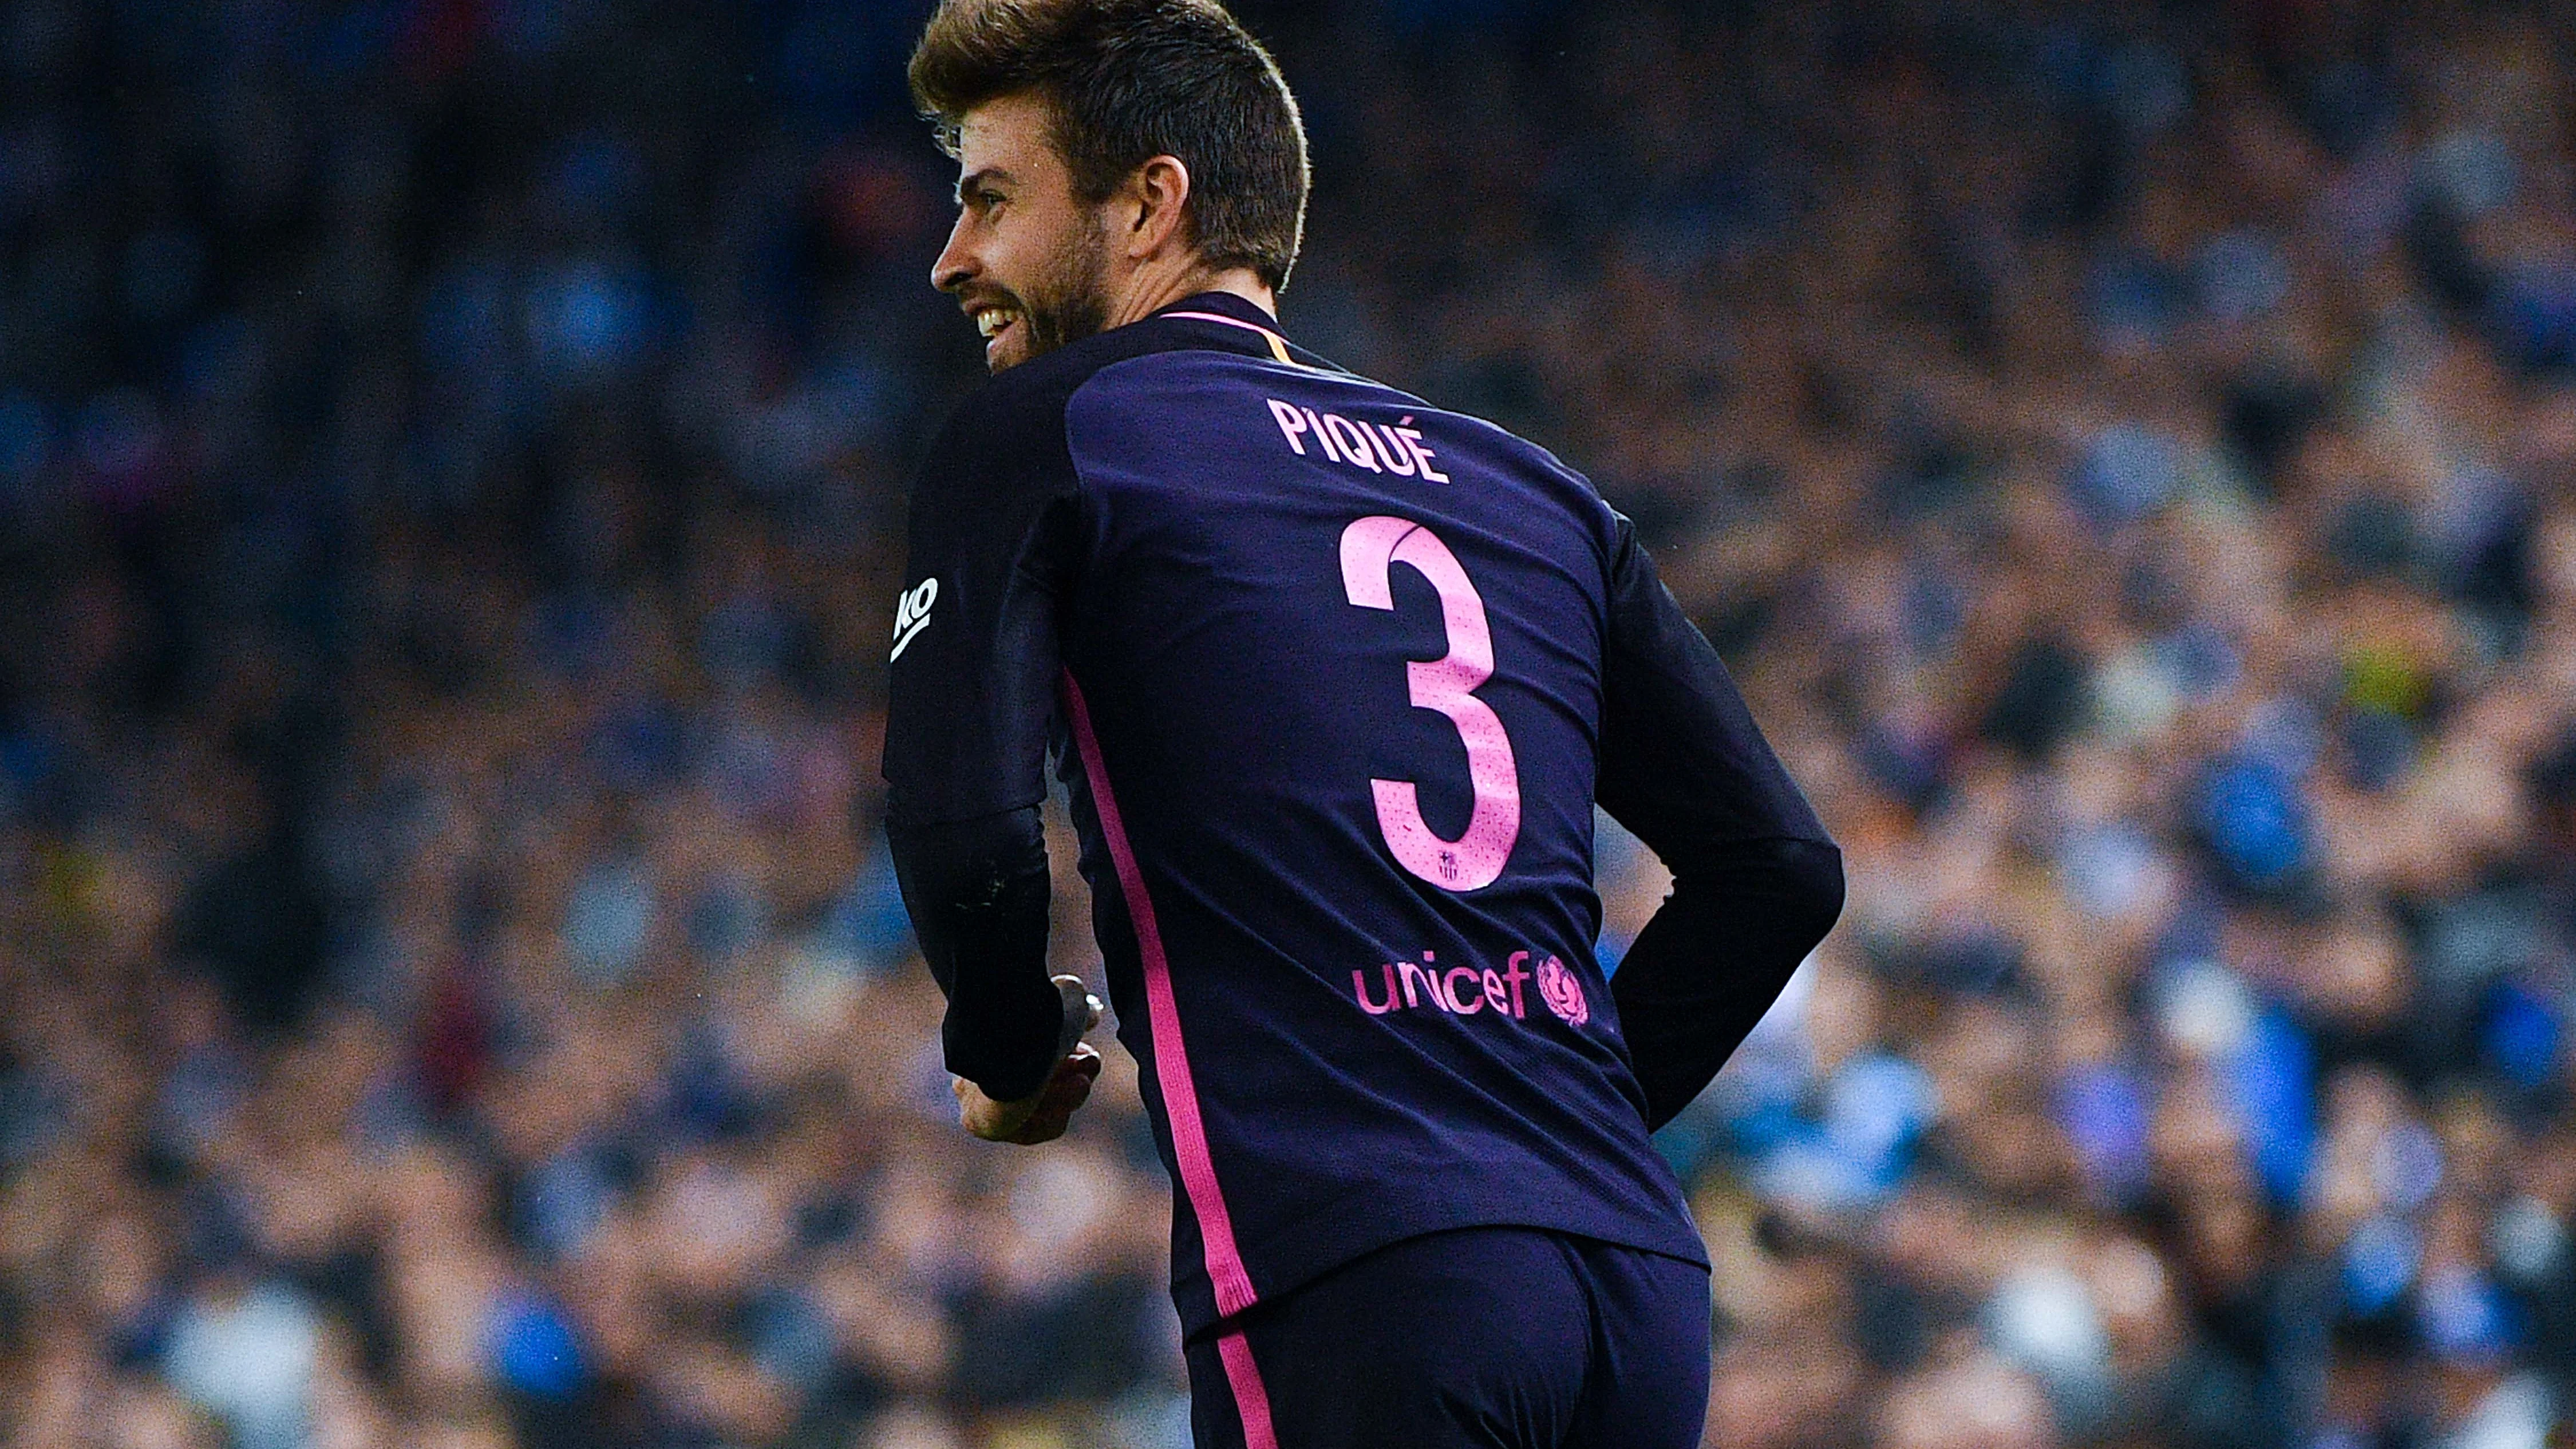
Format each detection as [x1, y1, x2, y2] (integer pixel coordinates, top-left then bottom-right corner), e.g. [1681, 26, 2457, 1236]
[954, 168, 1015, 202]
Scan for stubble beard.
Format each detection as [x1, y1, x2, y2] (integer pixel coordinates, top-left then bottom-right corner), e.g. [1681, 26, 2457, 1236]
[997, 216, 1112, 371]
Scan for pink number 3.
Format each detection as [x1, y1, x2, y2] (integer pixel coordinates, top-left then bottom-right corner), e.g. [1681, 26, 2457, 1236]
[1339, 516, 1523, 891]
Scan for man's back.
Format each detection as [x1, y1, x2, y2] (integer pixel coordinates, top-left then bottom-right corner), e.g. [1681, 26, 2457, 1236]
[1049, 301, 1708, 1326]
[890, 296, 1720, 1330]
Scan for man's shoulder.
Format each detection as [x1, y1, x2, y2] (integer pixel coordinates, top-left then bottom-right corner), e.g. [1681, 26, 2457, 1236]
[927, 342, 1093, 451]
[923, 315, 1250, 471]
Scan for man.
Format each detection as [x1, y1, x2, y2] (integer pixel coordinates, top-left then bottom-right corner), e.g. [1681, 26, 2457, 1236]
[882, 2, 1843, 1444]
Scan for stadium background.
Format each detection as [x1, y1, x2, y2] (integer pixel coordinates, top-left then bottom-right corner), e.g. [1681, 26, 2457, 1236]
[6, 0, 2576, 1446]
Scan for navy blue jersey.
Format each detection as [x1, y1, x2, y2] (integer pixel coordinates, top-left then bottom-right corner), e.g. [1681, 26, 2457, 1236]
[884, 293, 1839, 1335]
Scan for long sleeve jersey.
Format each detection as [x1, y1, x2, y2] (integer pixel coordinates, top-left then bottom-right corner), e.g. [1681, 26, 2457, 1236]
[883, 291, 1842, 1335]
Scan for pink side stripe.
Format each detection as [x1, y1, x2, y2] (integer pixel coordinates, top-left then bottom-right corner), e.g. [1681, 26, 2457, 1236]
[1061, 670, 1260, 1317]
[1216, 1330, 1281, 1449]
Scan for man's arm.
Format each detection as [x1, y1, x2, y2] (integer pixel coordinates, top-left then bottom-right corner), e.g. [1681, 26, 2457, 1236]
[1597, 515, 1844, 1131]
[888, 806, 1064, 1101]
[882, 381, 1092, 1123]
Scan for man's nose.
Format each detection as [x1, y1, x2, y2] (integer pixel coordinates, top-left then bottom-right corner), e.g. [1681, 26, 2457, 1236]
[931, 212, 975, 293]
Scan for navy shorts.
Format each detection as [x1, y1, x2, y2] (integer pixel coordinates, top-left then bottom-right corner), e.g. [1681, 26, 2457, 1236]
[1182, 1227, 1712, 1449]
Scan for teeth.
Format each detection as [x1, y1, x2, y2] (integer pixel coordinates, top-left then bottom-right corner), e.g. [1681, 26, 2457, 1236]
[976, 309, 1018, 339]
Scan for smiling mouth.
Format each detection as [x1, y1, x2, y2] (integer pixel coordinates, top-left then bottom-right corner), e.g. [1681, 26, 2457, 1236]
[972, 305, 1022, 342]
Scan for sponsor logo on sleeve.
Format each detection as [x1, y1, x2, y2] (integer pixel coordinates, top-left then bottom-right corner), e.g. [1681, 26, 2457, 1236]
[890, 578, 938, 661]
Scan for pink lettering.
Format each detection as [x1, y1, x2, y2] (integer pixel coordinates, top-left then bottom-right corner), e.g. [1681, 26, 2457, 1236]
[1353, 965, 1397, 1014]
[1393, 426, 1447, 482]
[1322, 415, 1382, 473]
[1445, 966, 1485, 1013]
[1365, 423, 1418, 476]
[1303, 407, 1344, 463]
[1396, 960, 1428, 1009]
[1344, 947, 1563, 1024]
[1267, 399, 1311, 455]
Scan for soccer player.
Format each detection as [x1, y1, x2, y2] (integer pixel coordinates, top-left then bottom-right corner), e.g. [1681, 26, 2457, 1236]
[882, 2, 1843, 1444]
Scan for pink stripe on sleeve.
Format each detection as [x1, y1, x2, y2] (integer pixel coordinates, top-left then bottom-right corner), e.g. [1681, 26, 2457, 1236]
[1061, 670, 1260, 1318]
[1217, 1330, 1281, 1449]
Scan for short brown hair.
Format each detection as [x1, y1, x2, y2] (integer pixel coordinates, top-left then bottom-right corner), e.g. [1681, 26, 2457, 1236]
[909, 0, 1310, 291]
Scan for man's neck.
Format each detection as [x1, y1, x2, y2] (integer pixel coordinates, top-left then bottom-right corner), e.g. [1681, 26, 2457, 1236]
[1106, 264, 1276, 330]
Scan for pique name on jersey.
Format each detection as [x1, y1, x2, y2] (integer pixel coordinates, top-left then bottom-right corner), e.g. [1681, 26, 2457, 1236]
[1266, 398, 1450, 481]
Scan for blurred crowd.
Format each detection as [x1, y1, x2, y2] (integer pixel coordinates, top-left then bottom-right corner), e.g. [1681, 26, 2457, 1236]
[6, 0, 2576, 1446]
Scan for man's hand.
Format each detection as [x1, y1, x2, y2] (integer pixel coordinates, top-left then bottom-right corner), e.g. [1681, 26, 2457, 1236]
[954, 976, 1104, 1144]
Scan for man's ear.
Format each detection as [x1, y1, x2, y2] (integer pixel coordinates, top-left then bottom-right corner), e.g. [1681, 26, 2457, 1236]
[1122, 154, 1194, 262]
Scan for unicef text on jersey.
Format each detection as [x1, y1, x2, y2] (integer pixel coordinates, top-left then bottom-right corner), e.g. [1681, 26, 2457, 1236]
[1351, 949, 1590, 1029]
